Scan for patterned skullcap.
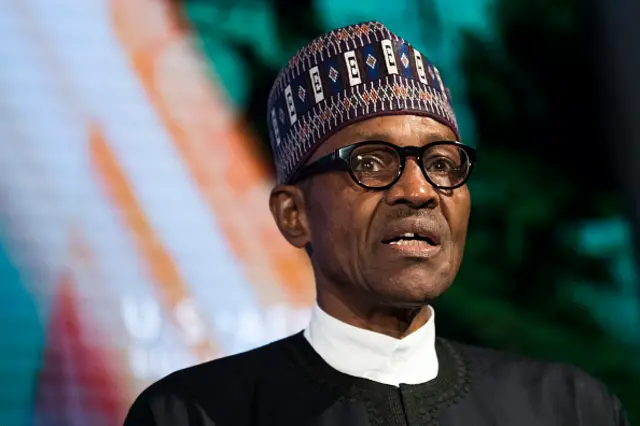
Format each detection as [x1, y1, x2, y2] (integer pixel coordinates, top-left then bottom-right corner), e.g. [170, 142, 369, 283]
[267, 21, 459, 184]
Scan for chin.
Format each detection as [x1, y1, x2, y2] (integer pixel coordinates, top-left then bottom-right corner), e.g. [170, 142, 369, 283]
[370, 267, 453, 306]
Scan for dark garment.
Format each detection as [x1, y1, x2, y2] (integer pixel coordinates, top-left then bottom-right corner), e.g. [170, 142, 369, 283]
[124, 332, 629, 426]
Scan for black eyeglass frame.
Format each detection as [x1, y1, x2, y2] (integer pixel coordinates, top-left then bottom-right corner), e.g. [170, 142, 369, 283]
[290, 140, 477, 190]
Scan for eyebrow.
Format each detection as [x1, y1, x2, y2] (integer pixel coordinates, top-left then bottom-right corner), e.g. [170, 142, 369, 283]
[351, 128, 395, 140]
[350, 128, 454, 142]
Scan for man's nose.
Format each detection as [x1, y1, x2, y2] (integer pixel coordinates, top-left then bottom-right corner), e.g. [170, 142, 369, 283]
[384, 159, 439, 208]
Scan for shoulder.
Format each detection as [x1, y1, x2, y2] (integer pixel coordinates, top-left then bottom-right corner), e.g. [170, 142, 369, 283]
[450, 339, 606, 391]
[445, 339, 627, 424]
[154, 334, 292, 392]
[124, 334, 300, 425]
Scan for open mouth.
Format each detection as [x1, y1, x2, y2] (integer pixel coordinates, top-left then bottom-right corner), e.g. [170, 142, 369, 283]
[382, 232, 439, 246]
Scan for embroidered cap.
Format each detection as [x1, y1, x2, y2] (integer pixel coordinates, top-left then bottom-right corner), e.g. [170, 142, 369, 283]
[267, 21, 459, 184]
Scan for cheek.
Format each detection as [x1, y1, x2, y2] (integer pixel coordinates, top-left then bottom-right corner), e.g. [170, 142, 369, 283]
[443, 188, 471, 247]
[309, 186, 376, 254]
[308, 193, 353, 250]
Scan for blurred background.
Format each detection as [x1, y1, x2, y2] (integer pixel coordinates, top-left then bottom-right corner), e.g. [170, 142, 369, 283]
[0, 0, 638, 425]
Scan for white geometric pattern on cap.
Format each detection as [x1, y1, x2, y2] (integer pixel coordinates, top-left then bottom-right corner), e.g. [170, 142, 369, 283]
[268, 22, 402, 105]
[273, 75, 457, 183]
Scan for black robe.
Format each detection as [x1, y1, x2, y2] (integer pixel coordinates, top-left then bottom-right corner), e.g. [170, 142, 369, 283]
[124, 332, 629, 425]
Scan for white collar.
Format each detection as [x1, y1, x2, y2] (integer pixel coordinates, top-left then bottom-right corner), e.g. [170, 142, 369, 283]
[303, 303, 438, 387]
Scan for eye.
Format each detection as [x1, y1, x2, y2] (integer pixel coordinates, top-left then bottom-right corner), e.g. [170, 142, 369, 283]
[353, 154, 388, 172]
[350, 146, 398, 174]
[424, 156, 458, 172]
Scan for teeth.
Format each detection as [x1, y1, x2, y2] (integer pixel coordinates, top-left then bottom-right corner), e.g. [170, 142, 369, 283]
[402, 232, 415, 238]
[389, 239, 428, 246]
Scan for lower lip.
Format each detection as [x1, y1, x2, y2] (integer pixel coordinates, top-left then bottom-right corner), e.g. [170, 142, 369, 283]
[383, 240, 442, 258]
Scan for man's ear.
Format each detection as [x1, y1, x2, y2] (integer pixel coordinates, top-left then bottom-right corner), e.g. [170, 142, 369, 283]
[269, 184, 311, 249]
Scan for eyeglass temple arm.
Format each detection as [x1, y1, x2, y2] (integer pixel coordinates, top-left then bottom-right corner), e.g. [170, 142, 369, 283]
[290, 152, 347, 182]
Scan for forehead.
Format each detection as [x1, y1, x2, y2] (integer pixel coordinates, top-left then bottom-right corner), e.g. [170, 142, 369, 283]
[309, 115, 457, 161]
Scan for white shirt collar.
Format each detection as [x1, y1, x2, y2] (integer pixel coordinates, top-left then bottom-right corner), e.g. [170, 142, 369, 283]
[303, 303, 438, 387]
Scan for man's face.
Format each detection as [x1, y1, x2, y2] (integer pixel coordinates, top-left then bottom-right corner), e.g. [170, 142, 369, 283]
[272, 115, 471, 306]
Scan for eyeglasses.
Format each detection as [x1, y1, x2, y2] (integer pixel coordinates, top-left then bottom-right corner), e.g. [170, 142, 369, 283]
[291, 141, 477, 190]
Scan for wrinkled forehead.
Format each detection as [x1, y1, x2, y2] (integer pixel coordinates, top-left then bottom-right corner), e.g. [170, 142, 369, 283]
[308, 115, 458, 162]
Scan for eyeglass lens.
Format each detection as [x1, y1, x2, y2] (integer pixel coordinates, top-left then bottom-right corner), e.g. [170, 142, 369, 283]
[349, 143, 470, 188]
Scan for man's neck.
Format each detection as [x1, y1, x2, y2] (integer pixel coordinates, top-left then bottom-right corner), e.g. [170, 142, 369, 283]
[316, 288, 431, 339]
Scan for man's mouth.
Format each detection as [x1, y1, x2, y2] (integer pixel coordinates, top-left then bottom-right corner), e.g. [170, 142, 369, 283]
[382, 232, 439, 246]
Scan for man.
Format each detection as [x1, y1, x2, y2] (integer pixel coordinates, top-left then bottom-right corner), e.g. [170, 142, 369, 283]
[124, 21, 629, 425]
